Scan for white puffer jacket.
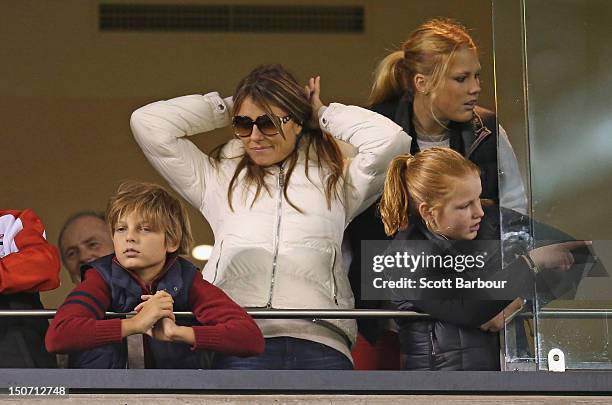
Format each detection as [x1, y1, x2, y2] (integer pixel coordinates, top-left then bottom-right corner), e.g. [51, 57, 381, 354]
[130, 92, 410, 359]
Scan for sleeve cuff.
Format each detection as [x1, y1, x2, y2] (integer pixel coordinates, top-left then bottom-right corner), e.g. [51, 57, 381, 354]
[223, 96, 234, 112]
[317, 105, 328, 120]
[94, 319, 123, 347]
[191, 326, 222, 350]
[318, 104, 335, 135]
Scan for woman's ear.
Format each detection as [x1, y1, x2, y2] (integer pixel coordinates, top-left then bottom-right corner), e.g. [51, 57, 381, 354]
[293, 121, 303, 136]
[413, 74, 429, 95]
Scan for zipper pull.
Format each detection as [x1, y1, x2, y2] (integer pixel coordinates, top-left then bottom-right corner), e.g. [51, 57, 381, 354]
[278, 165, 285, 188]
[430, 330, 437, 355]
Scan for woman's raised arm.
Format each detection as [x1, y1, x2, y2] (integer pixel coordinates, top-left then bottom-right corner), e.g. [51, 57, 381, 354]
[323, 104, 410, 223]
[130, 92, 233, 211]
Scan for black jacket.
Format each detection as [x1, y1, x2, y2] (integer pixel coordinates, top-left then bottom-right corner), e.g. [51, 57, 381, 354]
[0, 292, 57, 368]
[390, 207, 590, 371]
[390, 207, 516, 371]
[372, 96, 500, 201]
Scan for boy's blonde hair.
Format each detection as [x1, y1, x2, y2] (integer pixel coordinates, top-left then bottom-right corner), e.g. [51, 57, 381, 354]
[106, 181, 193, 255]
[379, 148, 481, 236]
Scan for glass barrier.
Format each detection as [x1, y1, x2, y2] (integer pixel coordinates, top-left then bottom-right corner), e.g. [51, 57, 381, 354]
[496, 0, 612, 371]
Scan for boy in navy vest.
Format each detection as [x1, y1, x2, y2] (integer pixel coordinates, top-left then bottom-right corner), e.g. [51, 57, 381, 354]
[46, 181, 264, 368]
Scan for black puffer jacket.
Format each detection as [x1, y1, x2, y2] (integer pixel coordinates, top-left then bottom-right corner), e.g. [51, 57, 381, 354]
[391, 207, 515, 371]
[391, 207, 590, 371]
[397, 319, 501, 370]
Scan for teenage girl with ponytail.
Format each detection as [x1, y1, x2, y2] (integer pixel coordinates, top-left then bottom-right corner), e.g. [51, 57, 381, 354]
[369, 18, 525, 210]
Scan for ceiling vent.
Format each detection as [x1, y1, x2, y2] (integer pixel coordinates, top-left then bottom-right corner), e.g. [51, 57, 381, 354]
[99, 4, 364, 33]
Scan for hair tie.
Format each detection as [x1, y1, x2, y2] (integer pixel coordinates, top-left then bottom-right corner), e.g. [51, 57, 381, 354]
[404, 154, 415, 166]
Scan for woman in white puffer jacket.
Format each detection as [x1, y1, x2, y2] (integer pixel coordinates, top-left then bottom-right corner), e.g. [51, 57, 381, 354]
[130, 64, 410, 369]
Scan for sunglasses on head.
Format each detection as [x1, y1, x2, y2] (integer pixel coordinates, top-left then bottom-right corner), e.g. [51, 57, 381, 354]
[232, 114, 291, 138]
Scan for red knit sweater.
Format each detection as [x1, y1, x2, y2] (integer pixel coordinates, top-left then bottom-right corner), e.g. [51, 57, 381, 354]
[45, 264, 264, 356]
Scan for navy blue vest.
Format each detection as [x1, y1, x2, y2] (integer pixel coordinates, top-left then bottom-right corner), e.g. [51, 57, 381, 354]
[71, 254, 210, 369]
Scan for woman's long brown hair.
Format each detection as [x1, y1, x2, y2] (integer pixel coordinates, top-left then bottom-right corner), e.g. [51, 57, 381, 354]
[210, 64, 344, 213]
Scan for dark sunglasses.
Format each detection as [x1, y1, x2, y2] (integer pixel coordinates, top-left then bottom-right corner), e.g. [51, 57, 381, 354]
[232, 114, 291, 138]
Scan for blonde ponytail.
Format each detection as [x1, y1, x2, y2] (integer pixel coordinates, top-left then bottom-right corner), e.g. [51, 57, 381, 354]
[379, 148, 482, 237]
[368, 50, 406, 107]
[380, 154, 414, 236]
[368, 19, 477, 108]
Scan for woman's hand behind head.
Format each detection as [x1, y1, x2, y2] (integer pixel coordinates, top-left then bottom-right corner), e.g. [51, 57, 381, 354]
[305, 76, 324, 129]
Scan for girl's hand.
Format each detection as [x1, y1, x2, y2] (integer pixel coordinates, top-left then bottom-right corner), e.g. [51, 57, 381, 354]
[479, 310, 505, 333]
[528, 240, 592, 271]
[480, 297, 524, 332]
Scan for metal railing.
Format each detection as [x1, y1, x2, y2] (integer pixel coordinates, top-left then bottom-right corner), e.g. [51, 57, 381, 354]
[3, 308, 612, 319]
[0, 309, 432, 319]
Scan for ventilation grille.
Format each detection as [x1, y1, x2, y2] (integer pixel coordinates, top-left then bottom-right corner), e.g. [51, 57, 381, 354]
[99, 4, 364, 33]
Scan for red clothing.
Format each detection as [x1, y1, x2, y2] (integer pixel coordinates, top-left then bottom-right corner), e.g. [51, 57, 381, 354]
[351, 331, 400, 370]
[46, 264, 264, 356]
[0, 209, 60, 293]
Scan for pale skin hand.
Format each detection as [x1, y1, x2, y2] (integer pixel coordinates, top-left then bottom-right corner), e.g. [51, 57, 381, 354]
[150, 317, 196, 345]
[480, 297, 524, 332]
[528, 240, 592, 271]
[120, 290, 175, 337]
[304, 76, 324, 128]
[478, 241, 591, 333]
[130, 290, 195, 345]
[479, 241, 592, 332]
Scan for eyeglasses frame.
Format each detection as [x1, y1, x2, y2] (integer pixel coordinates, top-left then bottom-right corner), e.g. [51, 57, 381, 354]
[232, 114, 292, 138]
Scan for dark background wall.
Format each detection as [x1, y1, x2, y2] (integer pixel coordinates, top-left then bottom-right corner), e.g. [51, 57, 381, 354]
[2, 0, 498, 307]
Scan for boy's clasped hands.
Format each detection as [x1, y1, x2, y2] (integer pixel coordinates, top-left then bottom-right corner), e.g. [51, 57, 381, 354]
[134, 290, 176, 341]
[123, 290, 195, 344]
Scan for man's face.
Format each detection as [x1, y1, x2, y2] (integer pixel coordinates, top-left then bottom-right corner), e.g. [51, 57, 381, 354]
[60, 216, 114, 284]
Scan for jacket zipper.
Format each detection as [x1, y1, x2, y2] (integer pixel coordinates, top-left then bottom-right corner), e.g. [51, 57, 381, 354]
[266, 164, 285, 308]
[464, 112, 492, 159]
[330, 247, 338, 305]
[211, 240, 223, 284]
[465, 130, 490, 159]
[430, 329, 437, 356]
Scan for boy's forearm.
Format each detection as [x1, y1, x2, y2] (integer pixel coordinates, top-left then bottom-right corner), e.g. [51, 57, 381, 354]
[46, 318, 122, 353]
[171, 326, 195, 346]
[121, 318, 142, 337]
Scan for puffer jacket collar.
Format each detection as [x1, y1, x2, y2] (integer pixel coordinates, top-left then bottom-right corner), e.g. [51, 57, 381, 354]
[393, 94, 491, 159]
